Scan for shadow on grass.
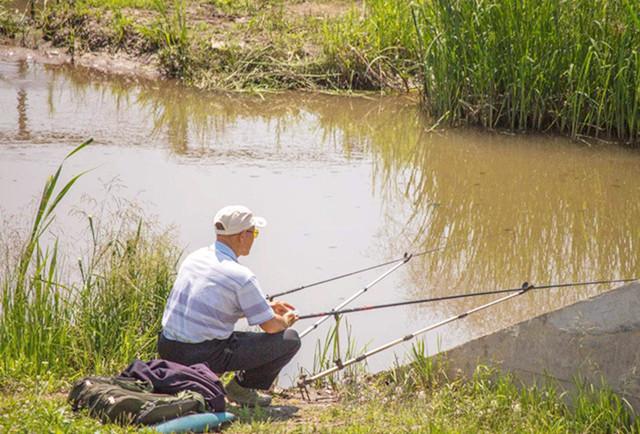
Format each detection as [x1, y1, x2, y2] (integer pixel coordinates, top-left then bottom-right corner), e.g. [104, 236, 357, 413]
[228, 402, 300, 424]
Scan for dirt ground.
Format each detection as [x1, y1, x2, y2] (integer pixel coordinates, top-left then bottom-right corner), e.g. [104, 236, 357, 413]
[236, 385, 341, 428]
[1, 1, 354, 83]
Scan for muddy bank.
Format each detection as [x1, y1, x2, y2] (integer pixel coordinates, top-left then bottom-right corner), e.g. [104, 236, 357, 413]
[0, 44, 161, 80]
[0, 1, 388, 91]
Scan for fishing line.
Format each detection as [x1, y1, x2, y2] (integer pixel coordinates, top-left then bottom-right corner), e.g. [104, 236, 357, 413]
[296, 278, 638, 319]
[266, 246, 444, 301]
[270, 230, 551, 301]
[298, 254, 413, 339]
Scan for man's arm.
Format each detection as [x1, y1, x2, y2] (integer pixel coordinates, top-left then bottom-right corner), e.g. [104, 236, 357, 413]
[237, 276, 298, 333]
[260, 310, 298, 333]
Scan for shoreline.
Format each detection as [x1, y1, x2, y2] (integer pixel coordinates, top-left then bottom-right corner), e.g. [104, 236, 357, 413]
[2, 0, 639, 145]
[0, 43, 163, 81]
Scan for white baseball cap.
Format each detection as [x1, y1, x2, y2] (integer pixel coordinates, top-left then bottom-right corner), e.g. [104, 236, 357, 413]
[214, 205, 267, 235]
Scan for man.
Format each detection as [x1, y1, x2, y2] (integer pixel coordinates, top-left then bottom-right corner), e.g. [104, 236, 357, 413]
[158, 205, 300, 407]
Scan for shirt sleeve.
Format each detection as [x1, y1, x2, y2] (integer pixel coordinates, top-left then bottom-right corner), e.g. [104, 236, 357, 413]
[236, 275, 275, 326]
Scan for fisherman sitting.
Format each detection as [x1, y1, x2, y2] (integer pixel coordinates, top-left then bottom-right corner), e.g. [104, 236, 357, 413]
[158, 205, 300, 407]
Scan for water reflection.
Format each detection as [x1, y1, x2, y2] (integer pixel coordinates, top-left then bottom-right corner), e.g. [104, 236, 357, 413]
[134, 86, 395, 159]
[370, 125, 640, 331]
[3, 59, 640, 342]
[16, 88, 29, 139]
[15, 60, 30, 140]
[21, 63, 405, 160]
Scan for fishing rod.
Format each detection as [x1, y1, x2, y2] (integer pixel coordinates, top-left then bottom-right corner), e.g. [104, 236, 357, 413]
[297, 282, 536, 388]
[296, 278, 639, 320]
[267, 246, 444, 301]
[297, 277, 638, 390]
[299, 254, 413, 339]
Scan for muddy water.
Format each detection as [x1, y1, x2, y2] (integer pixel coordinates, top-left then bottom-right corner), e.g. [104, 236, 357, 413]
[1, 58, 640, 383]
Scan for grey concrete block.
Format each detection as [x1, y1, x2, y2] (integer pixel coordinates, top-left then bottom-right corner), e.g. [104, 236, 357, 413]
[441, 282, 640, 412]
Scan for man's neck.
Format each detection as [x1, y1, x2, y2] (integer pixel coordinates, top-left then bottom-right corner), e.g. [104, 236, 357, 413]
[217, 238, 241, 258]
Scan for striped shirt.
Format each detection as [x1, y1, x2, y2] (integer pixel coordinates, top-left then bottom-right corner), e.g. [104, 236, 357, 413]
[161, 241, 275, 343]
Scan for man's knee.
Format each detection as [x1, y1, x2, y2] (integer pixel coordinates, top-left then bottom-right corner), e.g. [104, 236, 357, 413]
[283, 328, 301, 355]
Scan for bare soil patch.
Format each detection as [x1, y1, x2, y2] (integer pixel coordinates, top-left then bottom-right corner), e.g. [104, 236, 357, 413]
[288, 1, 352, 18]
[0, 43, 161, 80]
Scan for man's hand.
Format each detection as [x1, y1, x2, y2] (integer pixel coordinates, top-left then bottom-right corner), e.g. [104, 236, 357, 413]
[283, 310, 299, 327]
[260, 304, 299, 333]
[270, 300, 296, 316]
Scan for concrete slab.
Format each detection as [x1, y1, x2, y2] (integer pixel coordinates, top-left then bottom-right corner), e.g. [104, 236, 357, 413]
[441, 281, 640, 412]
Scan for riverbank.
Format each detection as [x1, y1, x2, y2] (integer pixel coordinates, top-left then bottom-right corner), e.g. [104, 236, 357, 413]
[1, 0, 408, 91]
[2, 0, 639, 145]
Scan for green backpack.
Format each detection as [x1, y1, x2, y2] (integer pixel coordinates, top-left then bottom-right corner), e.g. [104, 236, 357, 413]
[68, 376, 207, 425]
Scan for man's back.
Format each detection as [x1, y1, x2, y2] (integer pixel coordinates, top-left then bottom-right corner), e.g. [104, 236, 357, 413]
[158, 205, 300, 408]
[161, 242, 273, 343]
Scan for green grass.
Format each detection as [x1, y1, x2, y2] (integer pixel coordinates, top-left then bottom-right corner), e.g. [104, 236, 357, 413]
[320, 0, 420, 90]
[412, 0, 640, 143]
[2, 360, 637, 433]
[309, 316, 365, 388]
[0, 391, 149, 433]
[0, 1, 26, 38]
[205, 0, 265, 16]
[0, 140, 180, 383]
[308, 347, 639, 434]
[81, 0, 160, 8]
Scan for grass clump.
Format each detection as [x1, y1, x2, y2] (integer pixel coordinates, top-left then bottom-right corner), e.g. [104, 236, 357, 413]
[413, 0, 640, 144]
[0, 3, 23, 38]
[23, 0, 188, 70]
[0, 140, 180, 384]
[320, 0, 421, 90]
[185, 1, 341, 91]
[309, 316, 365, 388]
[333, 346, 639, 434]
[142, 0, 191, 78]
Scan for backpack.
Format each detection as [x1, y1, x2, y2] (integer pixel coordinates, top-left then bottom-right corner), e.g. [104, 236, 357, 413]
[68, 376, 207, 425]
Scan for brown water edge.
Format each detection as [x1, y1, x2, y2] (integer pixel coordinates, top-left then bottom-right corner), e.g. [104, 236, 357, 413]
[0, 44, 161, 80]
[1, 58, 639, 380]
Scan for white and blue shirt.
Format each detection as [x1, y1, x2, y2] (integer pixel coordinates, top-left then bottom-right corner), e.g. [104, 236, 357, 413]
[161, 241, 275, 343]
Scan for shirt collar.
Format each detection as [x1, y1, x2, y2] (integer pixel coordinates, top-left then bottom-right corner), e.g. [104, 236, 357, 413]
[215, 241, 238, 262]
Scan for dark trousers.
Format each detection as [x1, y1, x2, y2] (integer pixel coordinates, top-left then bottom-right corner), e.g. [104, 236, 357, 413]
[157, 329, 301, 390]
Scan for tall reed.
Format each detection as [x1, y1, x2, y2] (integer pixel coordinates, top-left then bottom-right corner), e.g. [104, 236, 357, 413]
[413, 0, 640, 144]
[321, 0, 421, 89]
[0, 141, 179, 383]
[310, 316, 363, 388]
[150, 0, 190, 78]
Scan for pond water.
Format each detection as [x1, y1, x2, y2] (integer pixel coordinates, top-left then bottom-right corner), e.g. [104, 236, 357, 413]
[1, 58, 639, 384]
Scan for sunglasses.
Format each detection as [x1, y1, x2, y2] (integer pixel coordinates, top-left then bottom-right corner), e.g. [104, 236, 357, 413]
[244, 228, 259, 239]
